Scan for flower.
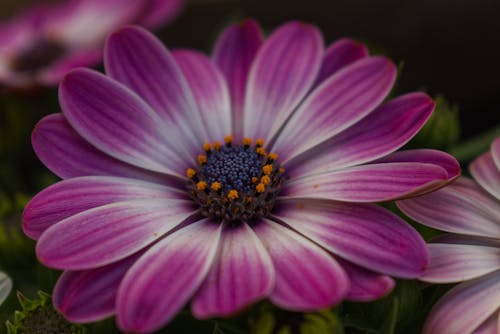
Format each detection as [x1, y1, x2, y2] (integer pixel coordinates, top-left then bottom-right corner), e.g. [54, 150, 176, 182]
[23, 21, 460, 333]
[0, 0, 183, 88]
[0, 271, 12, 306]
[398, 137, 500, 334]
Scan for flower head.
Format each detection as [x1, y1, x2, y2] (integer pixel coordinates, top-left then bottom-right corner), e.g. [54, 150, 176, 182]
[398, 136, 500, 334]
[0, 0, 183, 88]
[24, 21, 459, 333]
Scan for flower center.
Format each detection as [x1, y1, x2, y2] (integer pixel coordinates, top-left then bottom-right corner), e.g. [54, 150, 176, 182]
[10, 39, 64, 73]
[187, 136, 284, 223]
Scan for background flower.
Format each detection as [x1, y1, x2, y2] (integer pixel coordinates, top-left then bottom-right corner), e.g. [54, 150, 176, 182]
[398, 136, 500, 334]
[0, 271, 12, 306]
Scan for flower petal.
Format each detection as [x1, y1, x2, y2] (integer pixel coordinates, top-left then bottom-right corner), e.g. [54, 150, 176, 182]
[337, 259, 395, 302]
[60, 68, 189, 176]
[191, 223, 274, 318]
[422, 270, 500, 334]
[253, 219, 348, 311]
[32, 114, 170, 182]
[23, 176, 183, 240]
[273, 199, 428, 278]
[492, 137, 500, 170]
[397, 178, 500, 238]
[212, 19, 263, 139]
[314, 38, 369, 86]
[431, 234, 500, 248]
[243, 21, 323, 140]
[0, 272, 12, 306]
[284, 93, 434, 177]
[105, 26, 207, 156]
[136, 0, 184, 28]
[470, 151, 500, 200]
[116, 219, 221, 333]
[282, 162, 448, 203]
[36, 199, 194, 270]
[53, 252, 141, 323]
[420, 243, 500, 283]
[472, 311, 500, 334]
[274, 57, 396, 162]
[172, 49, 231, 141]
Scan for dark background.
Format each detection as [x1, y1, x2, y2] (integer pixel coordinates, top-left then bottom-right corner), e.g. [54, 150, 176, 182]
[2, 0, 499, 138]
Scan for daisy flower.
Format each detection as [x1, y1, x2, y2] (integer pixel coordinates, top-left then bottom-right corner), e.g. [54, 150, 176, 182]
[398, 137, 500, 334]
[0, 0, 183, 88]
[23, 21, 460, 333]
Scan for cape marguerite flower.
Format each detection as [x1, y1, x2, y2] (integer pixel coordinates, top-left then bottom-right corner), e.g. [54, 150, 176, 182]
[398, 137, 500, 334]
[0, 0, 182, 88]
[24, 21, 459, 333]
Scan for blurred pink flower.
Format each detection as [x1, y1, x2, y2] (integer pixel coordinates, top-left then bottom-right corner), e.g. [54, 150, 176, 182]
[0, 0, 182, 88]
[398, 136, 500, 334]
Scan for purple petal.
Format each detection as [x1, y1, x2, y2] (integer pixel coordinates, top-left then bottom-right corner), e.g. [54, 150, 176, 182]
[397, 177, 500, 238]
[422, 270, 500, 334]
[212, 20, 263, 139]
[243, 21, 323, 140]
[431, 234, 500, 248]
[472, 311, 500, 334]
[420, 243, 500, 283]
[314, 38, 369, 87]
[36, 199, 194, 270]
[32, 114, 171, 182]
[282, 162, 448, 203]
[284, 93, 434, 177]
[274, 57, 396, 162]
[60, 68, 189, 176]
[337, 259, 395, 302]
[136, 0, 184, 28]
[172, 49, 231, 141]
[272, 199, 428, 278]
[253, 219, 348, 311]
[191, 223, 274, 318]
[117, 219, 221, 333]
[470, 151, 500, 200]
[23, 176, 183, 240]
[492, 137, 500, 169]
[53, 252, 141, 323]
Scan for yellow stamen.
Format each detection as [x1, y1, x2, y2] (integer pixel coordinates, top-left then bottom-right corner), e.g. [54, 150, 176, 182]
[255, 138, 265, 147]
[246, 197, 253, 203]
[251, 177, 258, 183]
[198, 155, 207, 164]
[256, 147, 267, 156]
[256, 183, 265, 193]
[196, 181, 207, 190]
[243, 137, 252, 146]
[279, 167, 285, 174]
[213, 141, 221, 150]
[224, 135, 233, 144]
[186, 168, 196, 178]
[227, 189, 239, 199]
[203, 143, 211, 152]
[211, 182, 221, 191]
[268, 152, 278, 161]
[262, 164, 273, 175]
[261, 175, 271, 185]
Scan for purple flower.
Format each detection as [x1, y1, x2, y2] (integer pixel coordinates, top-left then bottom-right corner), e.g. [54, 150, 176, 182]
[23, 21, 460, 333]
[0, 0, 182, 88]
[398, 137, 500, 334]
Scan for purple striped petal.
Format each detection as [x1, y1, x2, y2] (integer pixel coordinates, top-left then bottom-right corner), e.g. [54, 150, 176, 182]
[492, 137, 500, 169]
[104, 26, 207, 158]
[253, 219, 348, 311]
[470, 151, 500, 200]
[243, 21, 323, 140]
[397, 178, 500, 238]
[273, 199, 428, 278]
[23, 176, 183, 240]
[420, 243, 500, 283]
[36, 199, 194, 270]
[284, 93, 434, 177]
[282, 162, 448, 203]
[32, 114, 170, 182]
[116, 219, 221, 333]
[338, 259, 395, 302]
[136, 0, 184, 28]
[274, 57, 396, 162]
[472, 311, 500, 334]
[422, 270, 500, 334]
[314, 38, 369, 87]
[60, 68, 189, 176]
[172, 49, 231, 141]
[212, 20, 263, 139]
[431, 234, 500, 248]
[191, 223, 274, 318]
[53, 252, 141, 323]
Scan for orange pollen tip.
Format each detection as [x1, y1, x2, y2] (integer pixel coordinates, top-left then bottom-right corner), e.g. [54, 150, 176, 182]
[268, 152, 278, 160]
[252, 177, 258, 183]
[213, 141, 221, 150]
[246, 197, 253, 203]
[186, 168, 196, 178]
[261, 175, 271, 185]
[196, 181, 207, 190]
[256, 183, 265, 193]
[211, 182, 221, 191]
[224, 135, 233, 144]
[203, 143, 211, 151]
[197, 155, 207, 164]
[243, 137, 252, 146]
[255, 138, 265, 147]
[227, 189, 239, 199]
[256, 147, 267, 156]
[279, 167, 285, 174]
[262, 164, 273, 175]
